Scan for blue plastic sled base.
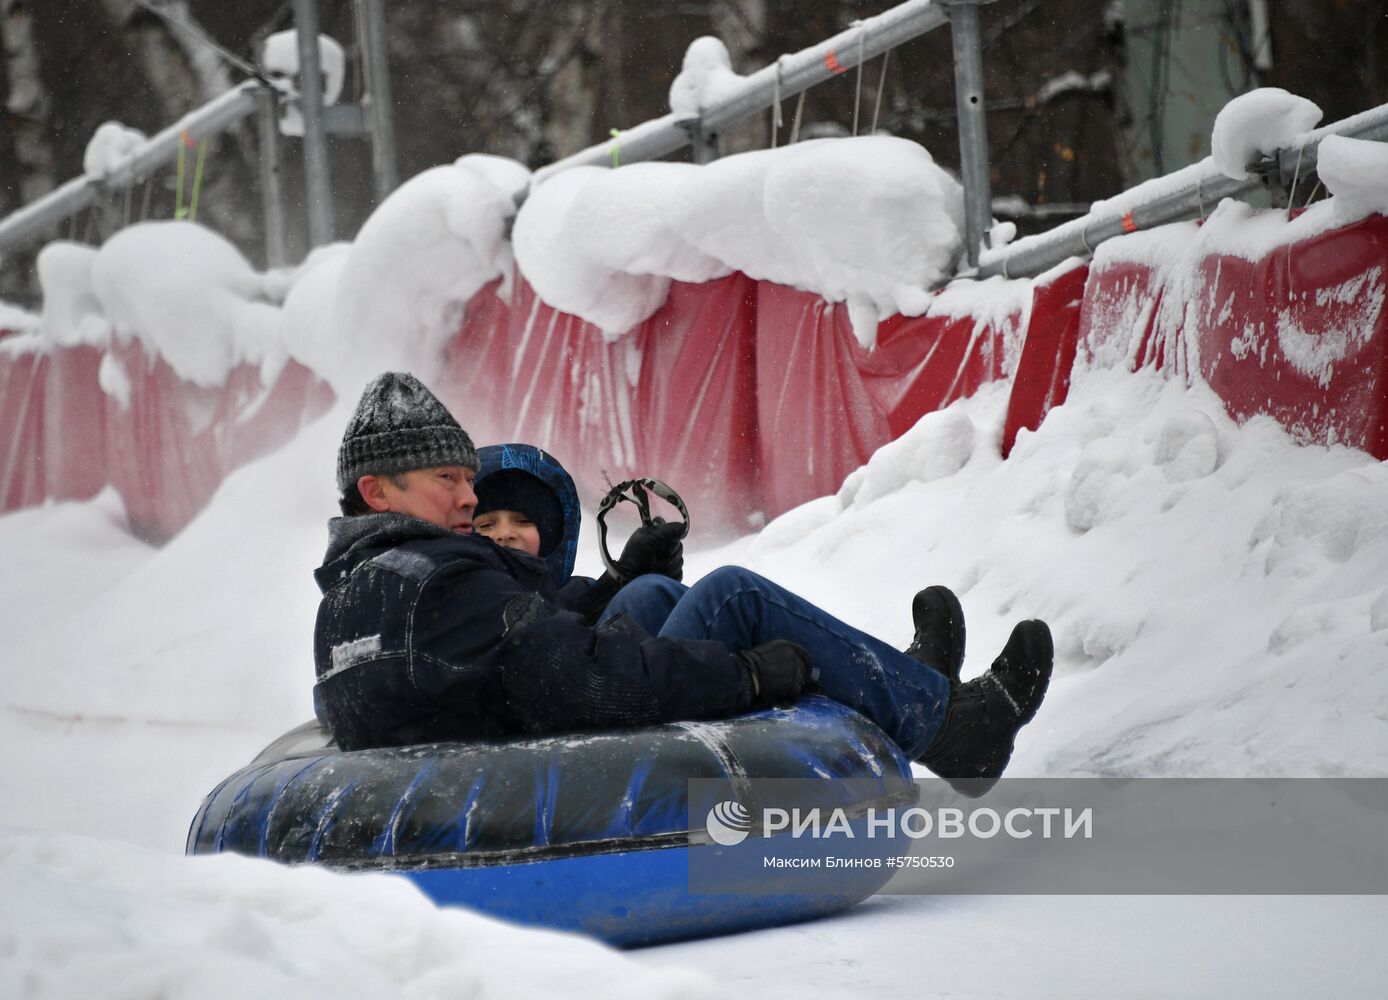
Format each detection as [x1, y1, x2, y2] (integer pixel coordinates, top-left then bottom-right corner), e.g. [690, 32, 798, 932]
[400, 840, 893, 948]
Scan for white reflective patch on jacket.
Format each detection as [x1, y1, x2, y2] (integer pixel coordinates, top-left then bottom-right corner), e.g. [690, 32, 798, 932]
[324, 634, 383, 681]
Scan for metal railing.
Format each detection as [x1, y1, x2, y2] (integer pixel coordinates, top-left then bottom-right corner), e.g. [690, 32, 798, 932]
[0, 0, 398, 268]
[531, 0, 997, 266]
[979, 101, 1388, 280]
[0, 82, 263, 261]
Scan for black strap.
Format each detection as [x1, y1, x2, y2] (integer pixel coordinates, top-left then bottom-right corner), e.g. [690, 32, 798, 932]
[596, 478, 690, 580]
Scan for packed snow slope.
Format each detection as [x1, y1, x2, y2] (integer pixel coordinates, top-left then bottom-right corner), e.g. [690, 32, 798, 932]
[3, 354, 1387, 997]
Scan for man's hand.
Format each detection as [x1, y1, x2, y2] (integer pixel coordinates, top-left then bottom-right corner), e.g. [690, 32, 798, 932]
[739, 640, 813, 707]
[612, 521, 685, 582]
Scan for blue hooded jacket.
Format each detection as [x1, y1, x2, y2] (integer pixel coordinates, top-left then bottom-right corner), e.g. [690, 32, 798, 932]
[475, 443, 582, 590]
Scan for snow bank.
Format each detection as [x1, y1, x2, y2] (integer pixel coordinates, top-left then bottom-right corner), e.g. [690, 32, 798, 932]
[515, 136, 965, 346]
[1210, 88, 1323, 180]
[89, 221, 285, 387]
[1317, 134, 1388, 223]
[325, 156, 526, 392]
[0, 831, 714, 1000]
[709, 367, 1388, 779]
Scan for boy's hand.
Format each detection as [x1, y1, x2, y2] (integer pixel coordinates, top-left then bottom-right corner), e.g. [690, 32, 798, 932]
[613, 521, 685, 582]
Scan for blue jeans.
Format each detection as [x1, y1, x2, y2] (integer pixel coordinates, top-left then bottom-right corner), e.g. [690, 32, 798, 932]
[600, 574, 688, 635]
[601, 568, 949, 760]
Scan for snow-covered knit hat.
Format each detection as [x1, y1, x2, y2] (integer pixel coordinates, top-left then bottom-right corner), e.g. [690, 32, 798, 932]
[336, 372, 479, 494]
[474, 468, 565, 557]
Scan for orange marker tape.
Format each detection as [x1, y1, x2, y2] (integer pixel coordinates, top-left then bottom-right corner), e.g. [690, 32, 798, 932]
[1121, 211, 1138, 233]
[825, 51, 846, 74]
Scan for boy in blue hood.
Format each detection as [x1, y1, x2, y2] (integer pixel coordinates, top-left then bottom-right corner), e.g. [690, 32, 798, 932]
[313, 372, 1055, 796]
[473, 441, 686, 631]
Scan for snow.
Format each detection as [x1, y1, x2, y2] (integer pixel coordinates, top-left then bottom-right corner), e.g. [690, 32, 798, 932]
[6, 357, 1388, 996]
[1210, 87, 1323, 180]
[1317, 134, 1388, 223]
[89, 221, 285, 387]
[324, 156, 523, 391]
[36, 242, 108, 347]
[5, 82, 1388, 999]
[82, 122, 147, 184]
[516, 137, 965, 347]
[261, 29, 347, 138]
[0, 831, 715, 1000]
[668, 37, 744, 117]
[0, 298, 39, 335]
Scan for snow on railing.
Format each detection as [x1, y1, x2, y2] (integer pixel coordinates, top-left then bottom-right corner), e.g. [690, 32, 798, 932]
[0, 82, 264, 260]
[978, 101, 1388, 280]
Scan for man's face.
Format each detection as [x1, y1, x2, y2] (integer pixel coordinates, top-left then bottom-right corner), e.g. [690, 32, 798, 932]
[361, 466, 478, 532]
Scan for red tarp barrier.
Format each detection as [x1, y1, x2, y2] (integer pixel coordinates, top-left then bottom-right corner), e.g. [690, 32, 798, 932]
[753, 282, 1017, 519]
[1198, 214, 1388, 457]
[484, 276, 645, 493]
[1078, 212, 1388, 459]
[436, 278, 514, 450]
[6, 211, 1384, 541]
[0, 345, 48, 512]
[442, 272, 762, 520]
[1001, 262, 1089, 458]
[632, 273, 760, 518]
[43, 344, 108, 503]
[102, 340, 334, 542]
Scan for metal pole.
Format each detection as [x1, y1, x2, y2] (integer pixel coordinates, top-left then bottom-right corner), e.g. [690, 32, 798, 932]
[357, 0, 399, 201]
[293, 0, 335, 246]
[255, 87, 290, 267]
[946, 0, 993, 268]
[689, 122, 721, 164]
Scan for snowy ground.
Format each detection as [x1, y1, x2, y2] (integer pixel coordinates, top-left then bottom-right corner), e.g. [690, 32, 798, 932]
[3, 359, 1387, 998]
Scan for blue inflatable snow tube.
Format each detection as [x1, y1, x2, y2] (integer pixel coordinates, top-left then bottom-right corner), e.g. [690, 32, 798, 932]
[187, 697, 916, 947]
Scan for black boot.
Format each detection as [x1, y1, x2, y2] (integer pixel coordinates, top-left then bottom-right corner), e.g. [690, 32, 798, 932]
[904, 585, 966, 686]
[920, 619, 1053, 798]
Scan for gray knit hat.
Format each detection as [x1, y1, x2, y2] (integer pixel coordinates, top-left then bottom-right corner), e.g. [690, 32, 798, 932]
[336, 372, 479, 493]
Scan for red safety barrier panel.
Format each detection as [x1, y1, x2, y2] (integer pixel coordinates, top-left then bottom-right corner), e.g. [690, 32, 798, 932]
[632, 273, 761, 518]
[43, 344, 108, 503]
[436, 278, 513, 449]
[1076, 259, 1168, 374]
[218, 359, 336, 472]
[99, 340, 333, 542]
[1000, 261, 1090, 458]
[487, 277, 644, 493]
[1077, 212, 1388, 459]
[753, 282, 1017, 519]
[0, 344, 48, 512]
[1197, 214, 1388, 458]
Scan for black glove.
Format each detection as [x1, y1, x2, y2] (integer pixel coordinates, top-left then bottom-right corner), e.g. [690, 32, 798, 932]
[739, 640, 813, 707]
[612, 520, 685, 582]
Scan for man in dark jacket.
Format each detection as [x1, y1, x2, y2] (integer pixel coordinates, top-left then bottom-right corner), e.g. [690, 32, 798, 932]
[314, 372, 1055, 795]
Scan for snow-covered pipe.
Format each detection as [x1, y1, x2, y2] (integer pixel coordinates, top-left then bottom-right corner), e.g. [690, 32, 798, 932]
[0, 81, 263, 259]
[531, 0, 950, 190]
[978, 101, 1388, 280]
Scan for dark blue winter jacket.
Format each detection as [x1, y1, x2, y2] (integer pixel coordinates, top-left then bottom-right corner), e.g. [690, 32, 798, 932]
[312, 510, 752, 751]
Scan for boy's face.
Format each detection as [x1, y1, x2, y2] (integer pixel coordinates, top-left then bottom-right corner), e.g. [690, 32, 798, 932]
[359, 466, 477, 533]
[474, 509, 542, 556]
